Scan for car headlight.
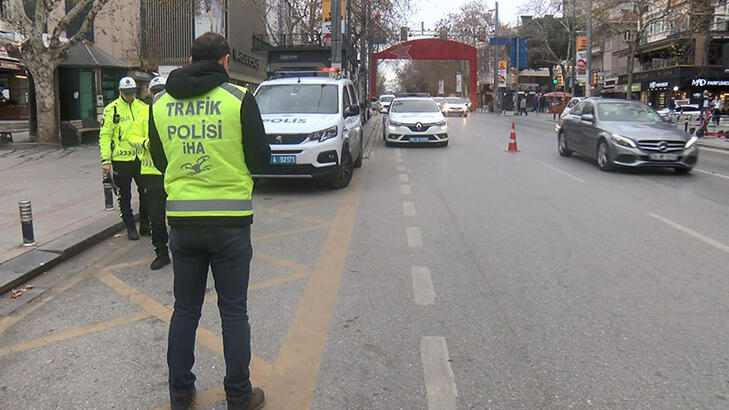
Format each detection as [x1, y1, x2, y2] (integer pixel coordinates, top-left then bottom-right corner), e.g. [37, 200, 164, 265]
[389, 120, 404, 127]
[685, 136, 698, 149]
[310, 126, 338, 142]
[435, 120, 447, 126]
[610, 133, 637, 148]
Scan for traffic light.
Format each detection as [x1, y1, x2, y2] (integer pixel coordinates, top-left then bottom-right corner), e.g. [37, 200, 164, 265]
[553, 78, 558, 85]
[400, 27, 408, 41]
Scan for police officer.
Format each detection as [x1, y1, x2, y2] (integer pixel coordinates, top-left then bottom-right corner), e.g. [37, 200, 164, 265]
[127, 76, 170, 270]
[99, 77, 149, 240]
[148, 32, 270, 410]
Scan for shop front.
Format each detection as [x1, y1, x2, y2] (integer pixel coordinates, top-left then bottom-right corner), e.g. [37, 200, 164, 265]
[683, 76, 729, 111]
[0, 52, 29, 120]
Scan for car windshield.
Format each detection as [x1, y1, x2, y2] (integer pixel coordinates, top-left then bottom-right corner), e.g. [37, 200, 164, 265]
[380, 95, 394, 103]
[256, 84, 338, 114]
[446, 97, 464, 104]
[597, 102, 663, 122]
[390, 100, 440, 113]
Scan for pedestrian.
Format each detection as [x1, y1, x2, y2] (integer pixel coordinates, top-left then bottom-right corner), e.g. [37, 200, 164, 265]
[712, 95, 723, 126]
[127, 76, 170, 270]
[521, 97, 528, 116]
[99, 76, 150, 240]
[148, 32, 270, 410]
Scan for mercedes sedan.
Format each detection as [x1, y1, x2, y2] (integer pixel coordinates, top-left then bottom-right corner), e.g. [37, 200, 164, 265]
[384, 98, 448, 146]
[556, 98, 699, 173]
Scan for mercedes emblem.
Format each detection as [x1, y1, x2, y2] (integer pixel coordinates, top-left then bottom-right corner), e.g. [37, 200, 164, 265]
[658, 141, 668, 152]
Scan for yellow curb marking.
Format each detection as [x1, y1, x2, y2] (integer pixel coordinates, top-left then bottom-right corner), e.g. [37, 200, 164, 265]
[253, 225, 327, 242]
[258, 207, 332, 226]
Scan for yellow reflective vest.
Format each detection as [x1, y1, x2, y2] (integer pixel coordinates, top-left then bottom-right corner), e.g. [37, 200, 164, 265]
[151, 83, 253, 218]
[126, 107, 161, 175]
[99, 96, 148, 164]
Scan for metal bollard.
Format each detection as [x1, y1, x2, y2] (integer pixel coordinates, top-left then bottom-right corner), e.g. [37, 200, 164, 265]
[18, 200, 35, 246]
[103, 172, 115, 210]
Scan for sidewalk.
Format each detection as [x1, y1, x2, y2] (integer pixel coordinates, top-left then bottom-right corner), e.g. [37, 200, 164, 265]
[499, 110, 729, 151]
[0, 143, 129, 293]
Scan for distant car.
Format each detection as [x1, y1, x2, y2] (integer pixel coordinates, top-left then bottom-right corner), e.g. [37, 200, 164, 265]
[442, 97, 469, 117]
[379, 94, 395, 114]
[556, 98, 698, 173]
[656, 104, 703, 122]
[432, 97, 445, 110]
[384, 97, 448, 146]
[560, 97, 584, 118]
[371, 97, 381, 112]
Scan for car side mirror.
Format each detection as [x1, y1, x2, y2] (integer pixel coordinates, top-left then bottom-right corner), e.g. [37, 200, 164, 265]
[581, 113, 595, 122]
[345, 105, 360, 117]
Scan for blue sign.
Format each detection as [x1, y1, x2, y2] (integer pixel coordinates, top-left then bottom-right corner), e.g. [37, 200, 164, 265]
[509, 38, 528, 68]
[489, 37, 509, 45]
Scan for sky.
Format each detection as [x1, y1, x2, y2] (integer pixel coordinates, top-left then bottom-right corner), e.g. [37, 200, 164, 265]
[409, 0, 526, 30]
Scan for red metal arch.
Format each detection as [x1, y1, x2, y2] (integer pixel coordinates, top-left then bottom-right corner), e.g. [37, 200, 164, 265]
[370, 38, 478, 105]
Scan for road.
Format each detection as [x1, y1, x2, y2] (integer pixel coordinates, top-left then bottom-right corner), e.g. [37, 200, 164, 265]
[2, 113, 729, 409]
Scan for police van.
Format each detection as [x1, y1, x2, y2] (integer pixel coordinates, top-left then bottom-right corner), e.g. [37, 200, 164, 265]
[253, 71, 364, 189]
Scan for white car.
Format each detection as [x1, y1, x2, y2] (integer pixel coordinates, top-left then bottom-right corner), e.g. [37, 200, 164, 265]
[379, 94, 395, 114]
[254, 73, 364, 189]
[442, 97, 469, 117]
[656, 104, 703, 122]
[384, 97, 448, 147]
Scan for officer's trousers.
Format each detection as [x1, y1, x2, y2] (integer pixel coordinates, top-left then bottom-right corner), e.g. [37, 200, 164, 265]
[137, 174, 168, 252]
[112, 159, 147, 228]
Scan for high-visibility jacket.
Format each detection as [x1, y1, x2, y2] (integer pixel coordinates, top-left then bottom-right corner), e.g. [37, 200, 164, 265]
[151, 83, 253, 218]
[99, 96, 148, 164]
[127, 107, 161, 175]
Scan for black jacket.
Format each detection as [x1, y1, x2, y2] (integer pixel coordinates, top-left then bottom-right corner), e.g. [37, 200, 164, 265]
[148, 60, 270, 227]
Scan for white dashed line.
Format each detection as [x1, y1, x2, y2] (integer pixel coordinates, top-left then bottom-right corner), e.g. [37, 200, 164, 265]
[397, 165, 406, 172]
[399, 174, 409, 182]
[400, 184, 412, 195]
[541, 162, 585, 183]
[403, 201, 416, 216]
[395, 149, 403, 158]
[421, 336, 458, 410]
[411, 266, 435, 305]
[695, 168, 729, 181]
[406, 227, 423, 247]
[649, 213, 729, 254]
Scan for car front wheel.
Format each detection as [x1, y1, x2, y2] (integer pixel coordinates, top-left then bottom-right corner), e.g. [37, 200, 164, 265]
[558, 133, 572, 157]
[596, 140, 614, 171]
[329, 149, 353, 189]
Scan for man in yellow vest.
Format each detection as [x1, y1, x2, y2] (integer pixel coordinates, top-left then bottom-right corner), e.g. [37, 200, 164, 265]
[127, 76, 170, 270]
[148, 32, 270, 410]
[99, 77, 149, 240]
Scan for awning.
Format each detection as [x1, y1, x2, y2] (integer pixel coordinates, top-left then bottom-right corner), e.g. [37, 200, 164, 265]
[59, 42, 128, 69]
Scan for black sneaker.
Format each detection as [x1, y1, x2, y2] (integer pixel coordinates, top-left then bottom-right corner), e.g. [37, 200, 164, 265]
[126, 225, 139, 241]
[170, 388, 195, 410]
[150, 251, 171, 270]
[227, 387, 265, 410]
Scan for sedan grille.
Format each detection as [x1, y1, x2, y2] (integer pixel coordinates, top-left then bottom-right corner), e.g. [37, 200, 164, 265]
[266, 134, 308, 145]
[406, 123, 435, 132]
[637, 140, 685, 152]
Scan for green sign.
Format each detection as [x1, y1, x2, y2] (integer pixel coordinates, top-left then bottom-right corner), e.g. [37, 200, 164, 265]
[631, 82, 641, 92]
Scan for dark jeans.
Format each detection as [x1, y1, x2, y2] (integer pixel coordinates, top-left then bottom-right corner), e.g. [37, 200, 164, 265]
[112, 159, 147, 228]
[137, 174, 168, 252]
[167, 226, 253, 398]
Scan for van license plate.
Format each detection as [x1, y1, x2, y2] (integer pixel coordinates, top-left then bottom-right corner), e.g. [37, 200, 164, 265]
[649, 153, 677, 161]
[270, 155, 296, 164]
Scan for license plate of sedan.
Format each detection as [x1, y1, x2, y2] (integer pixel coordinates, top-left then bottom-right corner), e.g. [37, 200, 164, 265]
[410, 137, 429, 142]
[649, 153, 678, 161]
[270, 155, 296, 164]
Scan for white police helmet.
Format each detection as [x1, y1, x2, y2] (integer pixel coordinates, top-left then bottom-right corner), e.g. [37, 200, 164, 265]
[118, 76, 138, 93]
[148, 76, 166, 94]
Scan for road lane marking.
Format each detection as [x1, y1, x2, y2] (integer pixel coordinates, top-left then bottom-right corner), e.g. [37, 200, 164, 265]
[695, 168, 729, 181]
[397, 165, 406, 172]
[0, 311, 150, 356]
[204, 270, 310, 305]
[649, 213, 729, 254]
[259, 207, 331, 226]
[397, 157, 404, 163]
[253, 224, 327, 242]
[407, 227, 423, 248]
[699, 147, 729, 155]
[421, 336, 458, 410]
[264, 177, 363, 410]
[411, 266, 435, 305]
[403, 201, 416, 216]
[399, 173, 409, 182]
[395, 148, 402, 158]
[401, 184, 412, 195]
[541, 162, 585, 183]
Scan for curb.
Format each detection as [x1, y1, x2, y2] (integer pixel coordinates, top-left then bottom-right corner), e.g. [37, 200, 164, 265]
[0, 213, 126, 296]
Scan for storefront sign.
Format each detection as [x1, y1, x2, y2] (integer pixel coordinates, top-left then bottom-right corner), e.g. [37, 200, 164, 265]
[690, 78, 729, 87]
[603, 77, 618, 90]
[232, 49, 261, 70]
[631, 82, 641, 92]
[649, 81, 669, 89]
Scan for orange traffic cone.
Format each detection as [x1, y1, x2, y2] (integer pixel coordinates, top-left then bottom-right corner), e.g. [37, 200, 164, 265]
[506, 122, 520, 152]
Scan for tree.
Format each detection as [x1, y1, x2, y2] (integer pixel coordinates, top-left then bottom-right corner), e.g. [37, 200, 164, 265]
[2, 0, 112, 143]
